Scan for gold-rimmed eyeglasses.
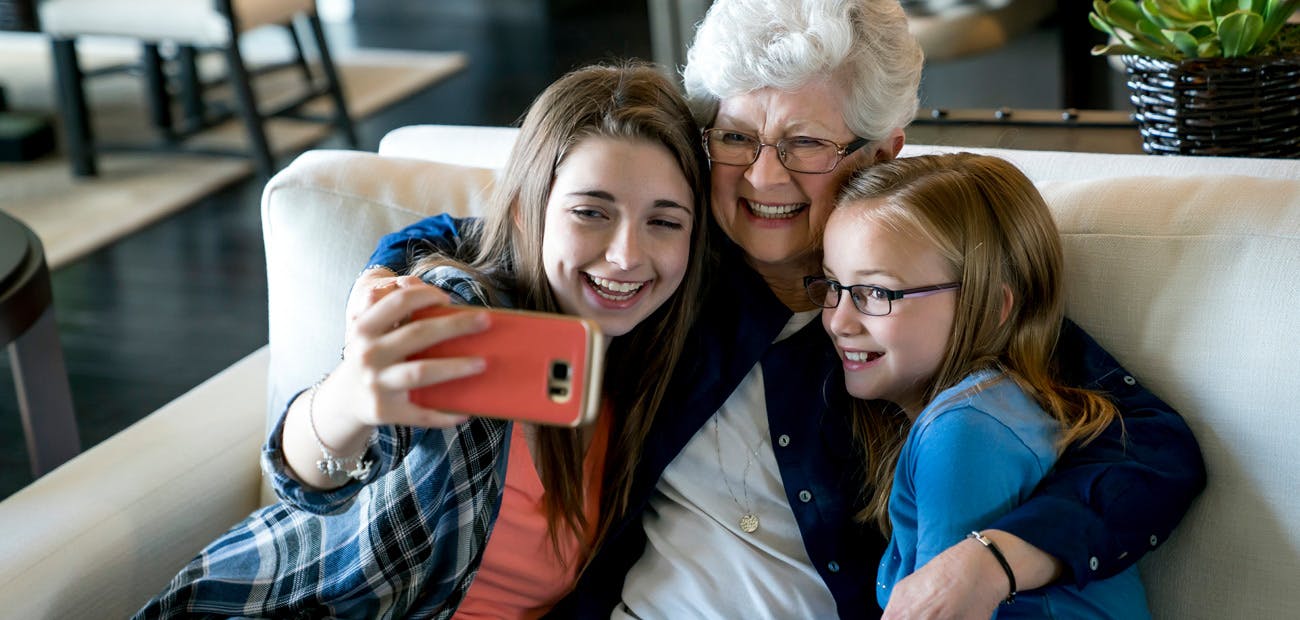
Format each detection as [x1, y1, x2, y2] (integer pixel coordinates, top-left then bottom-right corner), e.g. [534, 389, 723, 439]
[702, 128, 869, 174]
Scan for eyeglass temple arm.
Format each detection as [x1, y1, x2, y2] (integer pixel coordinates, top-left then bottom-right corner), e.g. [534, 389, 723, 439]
[892, 282, 962, 300]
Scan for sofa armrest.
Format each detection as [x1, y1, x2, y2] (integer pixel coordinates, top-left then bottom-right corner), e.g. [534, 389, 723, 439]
[0, 348, 269, 619]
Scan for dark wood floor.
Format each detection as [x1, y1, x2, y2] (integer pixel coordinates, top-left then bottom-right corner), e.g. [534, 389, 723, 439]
[0, 0, 657, 499]
[0, 2, 1127, 500]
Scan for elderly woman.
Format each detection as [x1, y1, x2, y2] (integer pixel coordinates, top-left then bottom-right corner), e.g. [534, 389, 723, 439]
[353, 0, 1205, 617]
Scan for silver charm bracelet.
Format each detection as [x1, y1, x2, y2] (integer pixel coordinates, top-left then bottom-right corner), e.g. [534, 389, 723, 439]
[308, 378, 375, 481]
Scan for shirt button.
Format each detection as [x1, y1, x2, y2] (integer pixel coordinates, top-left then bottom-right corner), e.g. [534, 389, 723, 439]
[1150, 534, 1159, 546]
[1089, 557, 1099, 571]
[798, 490, 813, 502]
[828, 561, 841, 573]
[777, 434, 791, 447]
[1123, 375, 1137, 386]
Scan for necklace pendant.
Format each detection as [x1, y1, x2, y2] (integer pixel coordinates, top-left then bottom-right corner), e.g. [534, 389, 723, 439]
[739, 513, 760, 533]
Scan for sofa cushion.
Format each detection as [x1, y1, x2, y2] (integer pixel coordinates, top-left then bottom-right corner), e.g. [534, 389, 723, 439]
[1040, 173, 1300, 619]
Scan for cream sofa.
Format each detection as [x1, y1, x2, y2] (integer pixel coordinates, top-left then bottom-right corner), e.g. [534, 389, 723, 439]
[1, 125, 1297, 619]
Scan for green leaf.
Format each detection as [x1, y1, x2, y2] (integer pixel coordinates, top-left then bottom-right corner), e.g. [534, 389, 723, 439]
[1197, 38, 1223, 56]
[1257, 0, 1300, 46]
[1126, 34, 1184, 57]
[1210, 0, 1264, 16]
[1218, 10, 1266, 55]
[1094, 0, 1111, 20]
[1139, 17, 1175, 44]
[1108, 0, 1152, 31]
[1165, 29, 1202, 55]
[1092, 43, 1146, 55]
[1160, 0, 1206, 21]
[1180, 0, 1212, 18]
[1141, 0, 1175, 27]
[1090, 11, 1124, 39]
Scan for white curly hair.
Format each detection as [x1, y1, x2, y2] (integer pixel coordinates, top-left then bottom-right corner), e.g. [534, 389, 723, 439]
[682, 0, 924, 142]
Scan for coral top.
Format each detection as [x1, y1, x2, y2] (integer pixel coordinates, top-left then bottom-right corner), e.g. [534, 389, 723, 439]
[454, 411, 611, 619]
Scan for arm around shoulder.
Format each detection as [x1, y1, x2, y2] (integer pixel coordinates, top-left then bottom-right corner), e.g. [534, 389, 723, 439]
[367, 213, 474, 273]
[988, 320, 1207, 586]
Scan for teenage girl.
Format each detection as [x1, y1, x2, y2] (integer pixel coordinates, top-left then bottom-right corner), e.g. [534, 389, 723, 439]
[137, 62, 710, 619]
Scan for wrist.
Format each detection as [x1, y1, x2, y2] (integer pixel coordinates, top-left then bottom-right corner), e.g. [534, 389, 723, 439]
[968, 531, 1017, 605]
[979, 528, 1064, 589]
[311, 375, 376, 460]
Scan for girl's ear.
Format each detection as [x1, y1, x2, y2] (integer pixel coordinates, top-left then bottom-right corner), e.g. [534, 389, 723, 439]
[998, 283, 1015, 326]
[512, 201, 526, 235]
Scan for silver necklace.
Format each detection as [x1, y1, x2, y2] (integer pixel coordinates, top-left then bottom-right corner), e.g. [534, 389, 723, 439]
[713, 415, 766, 534]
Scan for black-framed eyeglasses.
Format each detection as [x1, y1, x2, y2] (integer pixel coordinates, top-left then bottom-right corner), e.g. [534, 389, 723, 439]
[803, 276, 961, 316]
[702, 128, 869, 174]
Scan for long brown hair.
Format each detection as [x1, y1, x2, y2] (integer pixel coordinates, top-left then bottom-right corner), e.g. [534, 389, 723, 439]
[409, 62, 710, 566]
[836, 153, 1120, 534]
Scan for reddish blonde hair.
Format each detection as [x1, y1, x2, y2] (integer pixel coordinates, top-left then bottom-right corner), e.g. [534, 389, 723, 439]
[836, 153, 1120, 534]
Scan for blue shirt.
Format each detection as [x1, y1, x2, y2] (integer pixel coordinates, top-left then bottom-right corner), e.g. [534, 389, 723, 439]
[370, 215, 1205, 618]
[879, 370, 1150, 618]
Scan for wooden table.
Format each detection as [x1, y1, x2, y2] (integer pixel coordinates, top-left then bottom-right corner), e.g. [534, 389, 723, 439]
[0, 211, 79, 477]
[907, 108, 1145, 155]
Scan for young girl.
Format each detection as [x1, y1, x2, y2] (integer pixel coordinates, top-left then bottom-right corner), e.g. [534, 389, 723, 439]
[136, 62, 710, 619]
[809, 153, 1151, 618]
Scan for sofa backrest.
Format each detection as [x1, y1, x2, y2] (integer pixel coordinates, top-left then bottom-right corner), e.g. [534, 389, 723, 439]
[264, 129, 1300, 619]
[1041, 173, 1300, 618]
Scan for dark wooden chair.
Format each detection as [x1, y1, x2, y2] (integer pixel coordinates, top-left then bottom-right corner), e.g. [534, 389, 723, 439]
[37, 0, 358, 178]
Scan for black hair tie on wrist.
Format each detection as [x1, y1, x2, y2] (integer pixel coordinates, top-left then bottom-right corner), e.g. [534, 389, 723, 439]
[968, 531, 1017, 605]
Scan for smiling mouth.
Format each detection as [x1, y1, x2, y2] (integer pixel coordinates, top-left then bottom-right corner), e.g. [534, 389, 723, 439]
[845, 350, 883, 363]
[584, 274, 647, 302]
[744, 198, 807, 220]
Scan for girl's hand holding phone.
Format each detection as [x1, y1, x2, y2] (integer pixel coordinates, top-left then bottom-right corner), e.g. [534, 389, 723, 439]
[284, 275, 492, 490]
[325, 275, 491, 432]
[406, 306, 604, 427]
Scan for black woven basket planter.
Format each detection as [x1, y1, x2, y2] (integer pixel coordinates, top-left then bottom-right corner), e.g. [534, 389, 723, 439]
[1123, 53, 1300, 158]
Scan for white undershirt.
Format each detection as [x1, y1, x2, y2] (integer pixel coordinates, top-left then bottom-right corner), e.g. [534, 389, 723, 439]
[615, 311, 837, 619]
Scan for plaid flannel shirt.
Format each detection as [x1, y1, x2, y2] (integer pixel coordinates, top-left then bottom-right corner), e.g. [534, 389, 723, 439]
[136, 268, 513, 619]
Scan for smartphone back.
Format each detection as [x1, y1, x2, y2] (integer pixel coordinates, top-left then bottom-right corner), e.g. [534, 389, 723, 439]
[407, 306, 604, 426]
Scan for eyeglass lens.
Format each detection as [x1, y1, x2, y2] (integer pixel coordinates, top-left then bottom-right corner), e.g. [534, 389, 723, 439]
[805, 278, 891, 315]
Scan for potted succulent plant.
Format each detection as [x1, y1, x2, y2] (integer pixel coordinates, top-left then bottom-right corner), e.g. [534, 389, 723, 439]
[1089, 0, 1300, 157]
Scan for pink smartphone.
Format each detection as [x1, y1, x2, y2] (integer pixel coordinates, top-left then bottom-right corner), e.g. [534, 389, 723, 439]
[406, 305, 605, 427]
